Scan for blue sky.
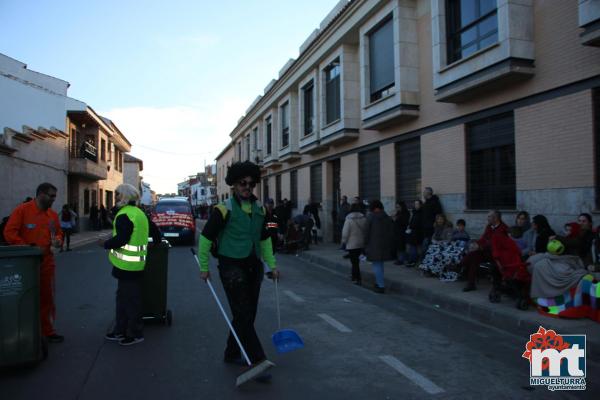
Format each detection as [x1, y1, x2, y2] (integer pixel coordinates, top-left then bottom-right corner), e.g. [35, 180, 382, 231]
[0, 0, 340, 193]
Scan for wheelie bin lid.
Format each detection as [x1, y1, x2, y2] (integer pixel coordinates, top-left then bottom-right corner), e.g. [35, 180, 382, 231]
[0, 245, 43, 258]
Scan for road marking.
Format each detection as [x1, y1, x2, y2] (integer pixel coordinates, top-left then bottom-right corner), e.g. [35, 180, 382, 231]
[284, 290, 305, 303]
[317, 313, 352, 333]
[379, 355, 445, 395]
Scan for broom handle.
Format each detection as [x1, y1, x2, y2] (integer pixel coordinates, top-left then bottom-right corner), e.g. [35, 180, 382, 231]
[274, 277, 281, 330]
[191, 250, 251, 366]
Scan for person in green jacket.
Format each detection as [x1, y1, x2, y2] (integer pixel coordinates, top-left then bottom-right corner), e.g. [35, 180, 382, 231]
[197, 161, 278, 380]
[101, 183, 158, 346]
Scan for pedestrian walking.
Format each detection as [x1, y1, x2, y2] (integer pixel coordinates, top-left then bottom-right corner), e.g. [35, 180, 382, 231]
[196, 161, 278, 383]
[364, 200, 394, 293]
[102, 183, 158, 346]
[59, 204, 77, 252]
[341, 203, 367, 285]
[4, 182, 65, 343]
[421, 187, 443, 252]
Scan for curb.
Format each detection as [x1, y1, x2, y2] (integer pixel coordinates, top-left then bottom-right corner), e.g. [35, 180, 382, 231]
[297, 251, 600, 363]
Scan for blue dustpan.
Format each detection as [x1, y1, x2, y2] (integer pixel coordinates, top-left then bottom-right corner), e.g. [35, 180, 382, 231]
[272, 329, 304, 354]
[271, 278, 304, 354]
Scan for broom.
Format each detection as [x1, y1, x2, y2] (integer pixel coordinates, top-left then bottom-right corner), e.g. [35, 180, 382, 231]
[191, 249, 275, 386]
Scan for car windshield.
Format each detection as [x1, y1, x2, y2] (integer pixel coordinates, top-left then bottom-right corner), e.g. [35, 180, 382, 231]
[155, 202, 191, 214]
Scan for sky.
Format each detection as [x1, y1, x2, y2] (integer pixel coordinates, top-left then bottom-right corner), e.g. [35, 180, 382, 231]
[0, 0, 340, 194]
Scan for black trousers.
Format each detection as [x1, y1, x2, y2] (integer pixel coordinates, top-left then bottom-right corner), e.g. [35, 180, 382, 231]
[218, 258, 265, 364]
[348, 248, 362, 282]
[115, 277, 143, 338]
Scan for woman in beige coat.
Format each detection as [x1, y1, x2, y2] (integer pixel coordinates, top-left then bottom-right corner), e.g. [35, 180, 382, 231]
[342, 204, 368, 285]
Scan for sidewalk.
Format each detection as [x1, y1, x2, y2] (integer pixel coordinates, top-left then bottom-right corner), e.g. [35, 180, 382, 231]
[295, 243, 600, 361]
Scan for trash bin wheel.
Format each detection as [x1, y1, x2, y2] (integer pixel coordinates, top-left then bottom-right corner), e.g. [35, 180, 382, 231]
[166, 310, 173, 326]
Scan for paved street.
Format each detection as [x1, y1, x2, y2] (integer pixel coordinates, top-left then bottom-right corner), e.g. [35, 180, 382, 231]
[1, 243, 598, 399]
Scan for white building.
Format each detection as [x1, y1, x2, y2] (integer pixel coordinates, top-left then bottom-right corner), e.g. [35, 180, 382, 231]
[0, 53, 70, 218]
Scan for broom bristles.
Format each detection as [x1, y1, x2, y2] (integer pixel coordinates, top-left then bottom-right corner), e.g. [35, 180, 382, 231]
[235, 360, 275, 387]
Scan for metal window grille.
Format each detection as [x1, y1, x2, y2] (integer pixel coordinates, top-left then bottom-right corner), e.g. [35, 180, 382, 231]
[467, 112, 516, 209]
[310, 164, 323, 203]
[594, 88, 600, 210]
[395, 138, 421, 204]
[359, 149, 381, 201]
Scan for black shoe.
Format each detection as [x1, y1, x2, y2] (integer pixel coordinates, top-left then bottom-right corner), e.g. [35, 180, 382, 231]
[46, 334, 64, 343]
[119, 336, 144, 346]
[489, 291, 501, 303]
[105, 332, 125, 341]
[405, 262, 415, 268]
[463, 284, 476, 292]
[342, 254, 350, 259]
[353, 280, 362, 286]
[373, 286, 385, 294]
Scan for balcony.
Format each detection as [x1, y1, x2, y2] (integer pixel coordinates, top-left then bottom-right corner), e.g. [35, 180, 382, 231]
[69, 142, 107, 180]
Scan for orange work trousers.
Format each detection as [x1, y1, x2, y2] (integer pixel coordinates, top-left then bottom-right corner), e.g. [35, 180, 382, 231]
[40, 255, 56, 337]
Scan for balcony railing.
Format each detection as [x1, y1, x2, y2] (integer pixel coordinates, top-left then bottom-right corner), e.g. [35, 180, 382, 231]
[71, 141, 98, 162]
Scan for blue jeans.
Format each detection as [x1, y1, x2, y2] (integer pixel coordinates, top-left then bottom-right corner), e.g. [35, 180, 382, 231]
[407, 245, 419, 263]
[372, 261, 385, 288]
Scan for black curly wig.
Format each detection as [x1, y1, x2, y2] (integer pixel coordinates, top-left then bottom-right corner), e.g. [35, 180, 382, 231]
[225, 161, 261, 186]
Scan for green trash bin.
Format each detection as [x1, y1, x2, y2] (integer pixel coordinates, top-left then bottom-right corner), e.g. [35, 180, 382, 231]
[142, 240, 172, 326]
[0, 245, 46, 368]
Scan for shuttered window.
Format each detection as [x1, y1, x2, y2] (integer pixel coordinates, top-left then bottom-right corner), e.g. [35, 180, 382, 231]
[290, 170, 298, 208]
[303, 81, 315, 136]
[359, 149, 381, 201]
[276, 174, 282, 203]
[310, 164, 323, 203]
[325, 60, 341, 124]
[266, 117, 272, 155]
[395, 138, 421, 204]
[369, 15, 394, 102]
[281, 102, 289, 148]
[447, 0, 498, 64]
[467, 112, 516, 209]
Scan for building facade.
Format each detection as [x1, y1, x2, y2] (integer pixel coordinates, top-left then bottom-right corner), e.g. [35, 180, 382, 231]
[219, 0, 600, 241]
[0, 53, 70, 218]
[216, 143, 234, 202]
[124, 153, 144, 191]
[66, 99, 131, 229]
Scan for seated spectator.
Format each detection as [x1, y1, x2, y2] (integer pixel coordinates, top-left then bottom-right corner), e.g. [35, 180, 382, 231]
[458, 210, 508, 292]
[284, 219, 301, 254]
[405, 200, 423, 267]
[451, 219, 470, 243]
[342, 204, 367, 285]
[419, 215, 467, 281]
[490, 231, 531, 309]
[508, 226, 527, 252]
[529, 215, 555, 257]
[554, 213, 595, 266]
[514, 211, 535, 259]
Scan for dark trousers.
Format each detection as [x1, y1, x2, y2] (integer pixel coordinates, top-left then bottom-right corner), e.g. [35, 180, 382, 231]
[218, 259, 266, 364]
[348, 248, 362, 282]
[115, 278, 143, 338]
[62, 228, 72, 250]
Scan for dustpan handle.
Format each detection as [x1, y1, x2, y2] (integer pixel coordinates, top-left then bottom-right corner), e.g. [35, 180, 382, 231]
[275, 277, 281, 330]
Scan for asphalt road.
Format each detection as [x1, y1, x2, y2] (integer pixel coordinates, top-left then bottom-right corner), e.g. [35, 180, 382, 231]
[1, 243, 598, 399]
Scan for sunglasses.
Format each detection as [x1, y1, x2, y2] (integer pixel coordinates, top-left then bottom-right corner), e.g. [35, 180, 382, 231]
[238, 180, 256, 188]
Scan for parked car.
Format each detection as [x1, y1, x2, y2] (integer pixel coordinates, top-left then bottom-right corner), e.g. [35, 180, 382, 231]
[151, 197, 196, 245]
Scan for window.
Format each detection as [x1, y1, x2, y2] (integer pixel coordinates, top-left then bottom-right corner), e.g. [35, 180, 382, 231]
[119, 152, 123, 172]
[359, 149, 381, 201]
[237, 141, 242, 161]
[100, 139, 106, 161]
[395, 138, 421, 204]
[106, 190, 114, 208]
[263, 180, 269, 203]
[467, 112, 515, 209]
[369, 15, 394, 102]
[303, 81, 315, 135]
[325, 59, 341, 124]
[91, 190, 97, 208]
[84, 189, 90, 215]
[281, 102, 290, 148]
[276, 174, 282, 203]
[290, 170, 298, 208]
[246, 135, 250, 161]
[310, 164, 323, 203]
[266, 117, 272, 155]
[107, 142, 112, 162]
[252, 127, 258, 151]
[446, 0, 498, 64]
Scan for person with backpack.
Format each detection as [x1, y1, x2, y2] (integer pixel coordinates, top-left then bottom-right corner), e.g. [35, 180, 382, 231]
[196, 161, 277, 383]
[59, 204, 77, 252]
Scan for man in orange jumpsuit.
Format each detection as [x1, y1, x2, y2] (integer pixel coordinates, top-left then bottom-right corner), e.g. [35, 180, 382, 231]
[4, 182, 64, 342]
